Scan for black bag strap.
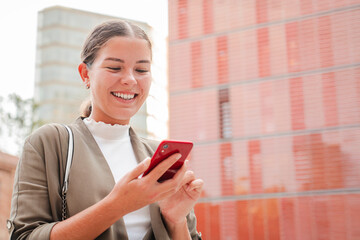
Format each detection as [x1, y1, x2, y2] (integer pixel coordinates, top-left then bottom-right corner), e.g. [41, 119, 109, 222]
[61, 124, 74, 221]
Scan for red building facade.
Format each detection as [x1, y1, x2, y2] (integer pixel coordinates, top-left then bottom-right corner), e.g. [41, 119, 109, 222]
[168, 0, 360, 239]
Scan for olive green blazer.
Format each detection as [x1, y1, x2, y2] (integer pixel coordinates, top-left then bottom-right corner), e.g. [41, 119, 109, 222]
[8, 117, 201, 239]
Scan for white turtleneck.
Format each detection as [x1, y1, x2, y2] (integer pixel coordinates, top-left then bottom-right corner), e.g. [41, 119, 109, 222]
[83, 118, 151, 239]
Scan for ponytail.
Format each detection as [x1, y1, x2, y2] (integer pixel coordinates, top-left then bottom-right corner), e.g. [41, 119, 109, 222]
[80, 99, 92, 118]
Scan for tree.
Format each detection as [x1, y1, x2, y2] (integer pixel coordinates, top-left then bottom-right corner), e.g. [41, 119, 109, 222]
[0, 93, 42, 155]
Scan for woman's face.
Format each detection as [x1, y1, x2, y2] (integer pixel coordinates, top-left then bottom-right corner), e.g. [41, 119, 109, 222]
[81, 36, 152, 125]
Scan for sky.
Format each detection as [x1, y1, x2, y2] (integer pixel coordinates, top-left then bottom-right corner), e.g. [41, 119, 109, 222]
[0, 0, 168, 155]
[0, 0, 168, 100]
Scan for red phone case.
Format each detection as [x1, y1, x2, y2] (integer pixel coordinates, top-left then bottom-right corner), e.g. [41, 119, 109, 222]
[142, 140, 193, 182]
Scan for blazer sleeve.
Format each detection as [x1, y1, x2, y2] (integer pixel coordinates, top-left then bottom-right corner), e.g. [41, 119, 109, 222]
[8, 125, 65, 240]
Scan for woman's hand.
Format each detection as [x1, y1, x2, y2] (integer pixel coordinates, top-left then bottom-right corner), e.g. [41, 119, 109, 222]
[158, 161, 204, 229]
[107, 153, 189, 216]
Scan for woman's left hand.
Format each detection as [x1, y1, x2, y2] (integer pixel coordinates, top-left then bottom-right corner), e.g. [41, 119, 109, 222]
[158, 161, 204, 226]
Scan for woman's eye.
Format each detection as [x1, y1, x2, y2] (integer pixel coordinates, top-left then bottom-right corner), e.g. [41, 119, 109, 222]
[136, 69, 149, 73]
[107, 67, 121, 71]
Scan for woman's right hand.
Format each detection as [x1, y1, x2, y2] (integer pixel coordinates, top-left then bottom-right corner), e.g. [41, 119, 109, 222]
[107, 152, 187, 217]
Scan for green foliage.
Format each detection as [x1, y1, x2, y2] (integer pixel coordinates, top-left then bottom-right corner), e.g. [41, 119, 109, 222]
[0, 93, 42, 155]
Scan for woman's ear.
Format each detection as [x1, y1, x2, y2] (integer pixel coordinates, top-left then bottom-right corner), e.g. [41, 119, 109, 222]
[78, 63, 90, 86]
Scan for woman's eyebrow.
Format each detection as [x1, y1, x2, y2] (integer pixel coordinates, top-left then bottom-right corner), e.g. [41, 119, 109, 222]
[104, 58, 150, 64]
[136, 60, 151, 64]
[104, 57, 124, 63]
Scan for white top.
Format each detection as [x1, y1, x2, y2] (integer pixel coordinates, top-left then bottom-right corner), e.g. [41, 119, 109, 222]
[83, 118, 151, 240]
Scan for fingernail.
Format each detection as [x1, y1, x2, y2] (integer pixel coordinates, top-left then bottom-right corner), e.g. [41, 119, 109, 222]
[175, 153, 182, 160]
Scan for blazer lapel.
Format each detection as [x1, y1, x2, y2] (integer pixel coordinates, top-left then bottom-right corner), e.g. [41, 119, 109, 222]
[72, 117, 129, 239]
[129, 127, 152, 164]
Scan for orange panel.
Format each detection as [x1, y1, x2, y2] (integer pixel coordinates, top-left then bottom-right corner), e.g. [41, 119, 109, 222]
[322, 72, 338, 127]
[237, 201, 250, 240]
[323, 138, 344, 189]
[300, 0, 314, 14]
[348, 194, 360, 239]
[318, 16, 334, 68]
[220, 142, 234, 196]
[316, 0, 332, 13]
[299, 19, 320, 71]
[177, 0, 188, 39]
[296, 197, 313, 239]
[191, 41, 202, 88]
[251, 199, 266, 240]
[257, 28, 271, 78]
[256, 0, 268, 24]
[216, 36, 229, 84]
[209, 204, 221, 240]
[286, 22, 301, 72]
[280, 198, 297, 239]
[328, 195, 347, 240]
[290, 77, 305, 130]
[331, 12, 351, 66]
[248, 140, 263, 193]
[202, 0, 213, 34]
[313, 196, 330, 240]
[266, 198, 280, 240]
[219, 202, 238, 238]
[335, 69, 360, 125]
[194, 203, 207, 237]
[309, 134, 326, 190]
[260, 81, 274, 134]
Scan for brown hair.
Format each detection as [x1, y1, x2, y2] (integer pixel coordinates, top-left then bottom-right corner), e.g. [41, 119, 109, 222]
[80, 20, 152, 117]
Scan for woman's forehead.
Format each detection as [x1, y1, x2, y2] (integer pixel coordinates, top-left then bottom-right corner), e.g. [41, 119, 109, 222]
[96, 37, 151, 62]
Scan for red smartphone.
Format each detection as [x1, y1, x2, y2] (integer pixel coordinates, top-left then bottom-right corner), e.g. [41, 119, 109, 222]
[142, 140, 193, 182]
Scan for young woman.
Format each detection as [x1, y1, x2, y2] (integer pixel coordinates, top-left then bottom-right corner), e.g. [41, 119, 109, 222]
[8, 20, 203, 240]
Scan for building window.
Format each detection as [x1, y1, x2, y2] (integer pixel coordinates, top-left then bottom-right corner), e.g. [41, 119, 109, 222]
[219, 88, 232, 139]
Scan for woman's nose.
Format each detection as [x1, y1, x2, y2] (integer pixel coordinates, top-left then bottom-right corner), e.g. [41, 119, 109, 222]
[121, 70, 136, 85]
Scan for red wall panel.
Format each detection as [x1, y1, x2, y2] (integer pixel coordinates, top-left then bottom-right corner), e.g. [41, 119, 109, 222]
[202, 0, 213, 34]
[177, 0, 188, 39]
[265, 198, 280, 240]
[168, 0, 360, 239]
[322, 72, 338, 127]
[286, 22, 301, 73]
[258, 28, 271, 78]
[249, 140, 263, 194]
[216, 36, 229, 84]
[191, 41, 202, 88]
[290, 77, 305, 130]
[280, 198, 296, 240]
[237, 201, 250, 240]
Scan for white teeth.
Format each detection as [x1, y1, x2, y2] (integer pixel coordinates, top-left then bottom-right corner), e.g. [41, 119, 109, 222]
[112, 92, 135, 100]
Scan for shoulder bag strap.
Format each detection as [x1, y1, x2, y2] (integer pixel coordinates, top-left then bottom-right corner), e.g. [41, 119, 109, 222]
[61, 124, 74, 221]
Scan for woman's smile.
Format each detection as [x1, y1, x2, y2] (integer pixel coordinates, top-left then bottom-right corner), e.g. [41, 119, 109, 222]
[110, 91, 138, 102]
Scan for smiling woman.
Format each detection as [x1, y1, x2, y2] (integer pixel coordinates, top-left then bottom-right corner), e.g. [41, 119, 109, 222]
[8, 20, 203, 240]
[79, 36, 152, 125]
